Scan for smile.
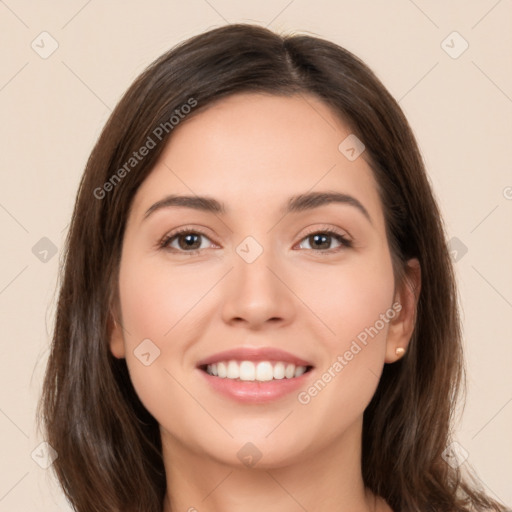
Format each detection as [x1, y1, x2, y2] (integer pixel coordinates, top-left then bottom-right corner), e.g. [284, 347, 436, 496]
[203, 360, 312, 381]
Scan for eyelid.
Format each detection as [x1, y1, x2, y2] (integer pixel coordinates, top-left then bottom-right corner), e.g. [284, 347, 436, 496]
[298, 224, 352, 242]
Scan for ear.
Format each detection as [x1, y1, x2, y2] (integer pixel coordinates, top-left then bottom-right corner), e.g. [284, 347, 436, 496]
[385, 258, 421, 363]
[109, 312, 126, 359]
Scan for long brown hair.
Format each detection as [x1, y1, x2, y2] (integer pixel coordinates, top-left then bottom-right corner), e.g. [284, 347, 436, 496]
[37, 23, 510, 512]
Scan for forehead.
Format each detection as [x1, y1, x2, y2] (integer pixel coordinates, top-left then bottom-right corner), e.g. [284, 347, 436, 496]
[129, 93, 384, 228]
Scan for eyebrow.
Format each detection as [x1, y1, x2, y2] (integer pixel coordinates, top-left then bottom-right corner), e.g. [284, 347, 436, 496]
[143, 191, 372, 224]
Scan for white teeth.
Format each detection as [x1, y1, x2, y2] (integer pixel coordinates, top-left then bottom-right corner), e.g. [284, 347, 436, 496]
[284, 363, 295, 379]
[239, 361, 255, 381]
[256, 361, 273, 381]
[205, 360, 309, 381]
[217, 362, 227, 378]
[294, 365, 306, 377]
[273, 362, 285, 379]
[226, 360, 239, 379]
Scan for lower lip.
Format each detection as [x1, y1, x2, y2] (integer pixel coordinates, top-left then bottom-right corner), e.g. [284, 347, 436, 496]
[197, 368, 314, 403]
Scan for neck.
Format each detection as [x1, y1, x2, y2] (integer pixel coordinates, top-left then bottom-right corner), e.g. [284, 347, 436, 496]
[160, 417, 389, 512]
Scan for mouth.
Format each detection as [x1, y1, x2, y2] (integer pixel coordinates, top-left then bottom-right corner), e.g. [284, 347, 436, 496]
[195, 346, 315, 403]
[199, 360, 314, 382]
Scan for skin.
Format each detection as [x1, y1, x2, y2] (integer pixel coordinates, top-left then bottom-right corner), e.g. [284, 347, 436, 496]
[109, 92, 421, 512]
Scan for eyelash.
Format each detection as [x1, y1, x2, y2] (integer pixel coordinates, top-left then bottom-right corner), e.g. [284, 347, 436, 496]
[158, 225, 353, 256]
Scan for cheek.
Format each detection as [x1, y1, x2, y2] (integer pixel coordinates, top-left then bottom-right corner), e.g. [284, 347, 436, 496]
[295, 250, 395, 414]
[118, 255, 216, 342]
[306, 249, 395, 351]
[116, 256, 223, 432]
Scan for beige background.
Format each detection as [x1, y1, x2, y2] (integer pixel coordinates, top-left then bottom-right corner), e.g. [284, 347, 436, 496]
[1, 1, 511, 510]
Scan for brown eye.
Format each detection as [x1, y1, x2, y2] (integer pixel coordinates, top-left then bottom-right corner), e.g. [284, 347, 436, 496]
[176, 233, 202, 250]
[161, 230, 213, 253]
[307, 233, 332, 250]
[298, 230, 352, 252]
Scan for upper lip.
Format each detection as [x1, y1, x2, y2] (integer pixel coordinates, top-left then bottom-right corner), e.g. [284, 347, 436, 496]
[196, 346, 314, 368]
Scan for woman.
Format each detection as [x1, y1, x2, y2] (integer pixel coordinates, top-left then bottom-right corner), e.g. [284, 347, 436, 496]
[38, 23, 510, 512]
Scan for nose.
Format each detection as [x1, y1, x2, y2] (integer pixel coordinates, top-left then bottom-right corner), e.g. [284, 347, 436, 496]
[221, 244, 296, 330]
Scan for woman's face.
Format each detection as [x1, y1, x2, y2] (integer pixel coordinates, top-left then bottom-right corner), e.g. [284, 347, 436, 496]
[110, 92, 417, 468]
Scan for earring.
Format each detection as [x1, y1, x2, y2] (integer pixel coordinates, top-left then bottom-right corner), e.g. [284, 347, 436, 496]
[395, 347, 405, 358]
